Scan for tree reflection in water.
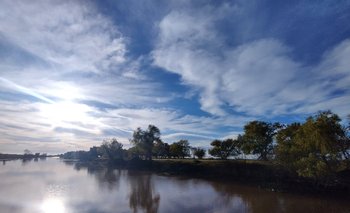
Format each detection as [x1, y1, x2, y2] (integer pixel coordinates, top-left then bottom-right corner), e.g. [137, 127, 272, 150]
[91, 168, 122, 191]
[61, 161, 349, 213]
[71, 163, 123, 191]
[128, 171, 160, 213]
[209, 181, 348, 213]
[21, 158, 33, 166]
[70, 163, 160, 213]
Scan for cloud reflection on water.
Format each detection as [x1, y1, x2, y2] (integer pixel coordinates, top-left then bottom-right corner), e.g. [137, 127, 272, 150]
[0, 159, 349, 213]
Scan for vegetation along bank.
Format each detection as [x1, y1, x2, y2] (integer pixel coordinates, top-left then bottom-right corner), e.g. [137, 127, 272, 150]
[62, 111, 350, 195]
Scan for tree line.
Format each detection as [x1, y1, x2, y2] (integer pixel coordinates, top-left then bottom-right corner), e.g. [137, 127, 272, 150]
[62, 111, 350, 179]
[63, 132, 205, 162]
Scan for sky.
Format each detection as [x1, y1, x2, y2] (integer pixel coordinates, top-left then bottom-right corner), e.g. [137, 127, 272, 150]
[0, 0, 349, 154]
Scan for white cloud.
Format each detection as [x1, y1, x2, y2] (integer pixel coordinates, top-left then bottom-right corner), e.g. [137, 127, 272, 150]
[0, 97, 251, 153]
[316, 39, 350, 90]
[0, 0, 126, 74]
[2, 1, 348, 154]
[0, 0, 170, 108]
[0, 0, 178, 153]
[97, 107, 251, 142]
[153, 7, 350, 117]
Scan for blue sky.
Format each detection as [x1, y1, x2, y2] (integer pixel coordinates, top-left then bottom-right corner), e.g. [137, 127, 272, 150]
[0, 0, 349, 154]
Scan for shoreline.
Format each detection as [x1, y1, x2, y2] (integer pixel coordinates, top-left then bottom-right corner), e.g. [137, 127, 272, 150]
[69, 158, 350, 197]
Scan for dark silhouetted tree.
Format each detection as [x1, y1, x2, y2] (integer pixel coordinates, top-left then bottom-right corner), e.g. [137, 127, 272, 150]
[24, 149, 32, 155]
[152, 140, 170, 158]
[88, 146, 100, 159]
[193, 147, 206, 159]
[101, 138, 125, 160]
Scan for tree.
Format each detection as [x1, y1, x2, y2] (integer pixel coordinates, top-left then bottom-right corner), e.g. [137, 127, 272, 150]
[276, 111, 350, 178]
[275, 123, 301, 169]
[130, 125, 161, 160]
[341, 114, 350, 160]
[169, 140, 190, 158]
[89, 146, 100, 159]
[101, 138, 125, 160]
[241, 121, 280, 160]
[193, 147, 206, 159]
[24, 149, 32, 155]
[152, 140, 170, 158]
[296, 111, 349, 178]
[127, 146, 141, 160]
[208, 139, 241, 160]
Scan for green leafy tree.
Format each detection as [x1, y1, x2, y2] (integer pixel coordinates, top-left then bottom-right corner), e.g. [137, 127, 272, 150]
[276, 111, 350, 178]
[275, 123, 301, 169]
[130, 125, 161, 160]
[169, 140, 190, 158]
[295, 111, 349, 177]
[241, 121, 280, 160]
[208, 139, 241, 160]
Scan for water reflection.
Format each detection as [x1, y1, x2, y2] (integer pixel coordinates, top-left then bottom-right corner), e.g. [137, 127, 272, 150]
[209, 181, 349, 213]
[91, 168, 122, 191]
[128, 171, 160, 213]
[21, 156, 46, 166]
[74, 164, 160, 213]
[21, 158, 33, 165]
[40, 198, 65, 213]
[0, 159, 349, 213]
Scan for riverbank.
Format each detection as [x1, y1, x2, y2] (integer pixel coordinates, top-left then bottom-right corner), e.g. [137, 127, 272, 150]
[70, 158, 350, 197]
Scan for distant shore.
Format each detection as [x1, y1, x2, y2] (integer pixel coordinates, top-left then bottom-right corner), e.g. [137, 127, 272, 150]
[0, 153, 51, 161]
[69, 158, 350, 197]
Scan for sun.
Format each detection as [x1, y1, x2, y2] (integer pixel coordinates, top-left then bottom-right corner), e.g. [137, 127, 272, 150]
[39, 100, 103, 134]
[40, 198, 65, 213]
[37, 84, 103, 134]
[39, 101, 93, 127]
[36, 82, 98, 128]
[46, 83, 84, 101]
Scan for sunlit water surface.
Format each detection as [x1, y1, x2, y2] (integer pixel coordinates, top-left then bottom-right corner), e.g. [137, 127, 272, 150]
[0, 158, 349, 213]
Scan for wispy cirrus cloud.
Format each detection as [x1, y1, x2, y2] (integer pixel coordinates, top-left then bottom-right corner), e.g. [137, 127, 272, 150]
[0, 2, 169, 111]
[1, 0, 349, 154]
[0, 0, 126, 74]
[153, 5, 350, 117]
[0, 97, 252, 153]
[0, 0, 176, 153]
[0, 2, 250, 153]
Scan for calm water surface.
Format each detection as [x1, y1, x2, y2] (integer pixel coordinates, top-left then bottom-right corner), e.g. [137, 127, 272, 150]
[0, 158, 349, 213]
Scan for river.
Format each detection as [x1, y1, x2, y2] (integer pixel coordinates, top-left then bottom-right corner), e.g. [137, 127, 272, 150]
[0, 158, 349, 213]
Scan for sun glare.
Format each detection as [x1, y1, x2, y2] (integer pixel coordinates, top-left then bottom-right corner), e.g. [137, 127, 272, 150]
[49, 84, 84, 101]
[40, 101, 92, 126]
[40, 198, 65, 213]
